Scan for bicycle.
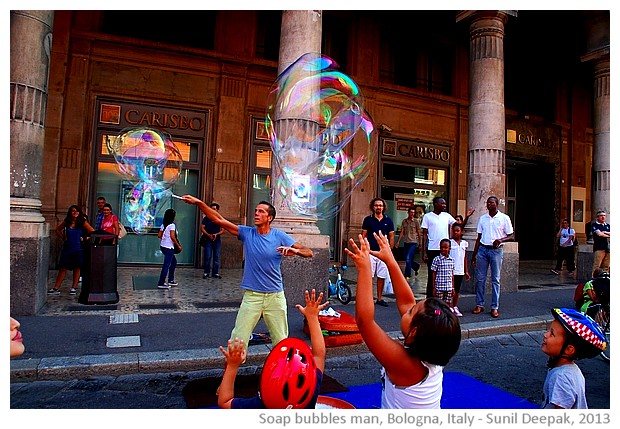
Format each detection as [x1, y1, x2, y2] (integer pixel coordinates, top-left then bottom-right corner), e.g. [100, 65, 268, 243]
[328, 264, 352, 305]
[591, 303, 610, 362]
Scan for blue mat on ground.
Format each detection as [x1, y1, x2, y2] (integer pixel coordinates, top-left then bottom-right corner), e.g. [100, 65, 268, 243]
[324, 372, 538, 409]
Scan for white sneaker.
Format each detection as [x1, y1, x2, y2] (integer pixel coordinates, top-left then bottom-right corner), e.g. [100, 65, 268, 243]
[157, 284, 171, 289]
[453, 306, 463, 317]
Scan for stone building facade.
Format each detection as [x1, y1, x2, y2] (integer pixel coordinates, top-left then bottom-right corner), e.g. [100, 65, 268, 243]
[10, 10, 609, 314]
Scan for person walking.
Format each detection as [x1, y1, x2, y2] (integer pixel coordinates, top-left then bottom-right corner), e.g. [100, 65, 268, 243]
[362, 197, 395, 307]
[200, 202, 224, 279]
[48, 205, 95, 295]
[421, 198, 473, 298]
[395, 206, 421, 279]
[551, 218, 575, 275]
[182, 195, 314, 349]
[591, 210, 610, 276]
[471, 196, 514, 318]
[157, 208, 182, 289]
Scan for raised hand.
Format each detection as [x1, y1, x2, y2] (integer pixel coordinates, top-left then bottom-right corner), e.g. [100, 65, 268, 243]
[219, 337, 246, 367]
[296, 289, 329, 319]
[371, 230, 396, 263]
[345, 234, 370, 269]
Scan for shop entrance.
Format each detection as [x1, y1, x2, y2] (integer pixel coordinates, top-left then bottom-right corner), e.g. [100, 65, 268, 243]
[506, 159, 556, 260]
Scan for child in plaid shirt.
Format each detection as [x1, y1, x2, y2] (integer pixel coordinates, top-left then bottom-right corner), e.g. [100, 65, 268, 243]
[431, 239, 455, 307]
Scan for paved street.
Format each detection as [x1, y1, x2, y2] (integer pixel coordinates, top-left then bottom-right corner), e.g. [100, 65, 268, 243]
[10, 330, 610, 409]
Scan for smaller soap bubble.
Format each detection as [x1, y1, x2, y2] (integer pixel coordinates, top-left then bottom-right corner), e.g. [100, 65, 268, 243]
[109, 127, 183, 234]
[265, 52, 377, 219]
[109, 127, 183, 190]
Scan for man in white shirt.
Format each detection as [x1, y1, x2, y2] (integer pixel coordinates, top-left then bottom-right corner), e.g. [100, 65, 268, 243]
[471, 196, 514, 318]
[421, 197, 474, 298]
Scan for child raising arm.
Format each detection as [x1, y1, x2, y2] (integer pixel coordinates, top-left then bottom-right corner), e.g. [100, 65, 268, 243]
[346, 232, 461, 408]
[218, 289, 328, 409]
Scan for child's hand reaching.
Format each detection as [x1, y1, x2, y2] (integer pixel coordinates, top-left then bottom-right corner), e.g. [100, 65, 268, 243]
[371, 231, 395, 263]
[296, 289, 329, 320]
[219, 337, 246, 368]
[345, 234, 371, 269]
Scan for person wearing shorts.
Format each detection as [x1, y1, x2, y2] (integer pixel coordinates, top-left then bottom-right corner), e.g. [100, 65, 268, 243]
[362, 197, 395, 307]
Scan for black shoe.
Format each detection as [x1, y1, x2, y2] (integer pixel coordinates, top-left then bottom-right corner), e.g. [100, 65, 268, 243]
[213, 274, 222, 279]
[203, 273, 209, 279]
[375, 299, 388, 307]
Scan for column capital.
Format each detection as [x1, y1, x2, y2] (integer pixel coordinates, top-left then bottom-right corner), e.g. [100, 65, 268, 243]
[456, 10, 516, 25]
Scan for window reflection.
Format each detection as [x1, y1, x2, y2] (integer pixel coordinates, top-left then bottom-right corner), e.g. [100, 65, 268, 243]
[383, 163, 446, 186]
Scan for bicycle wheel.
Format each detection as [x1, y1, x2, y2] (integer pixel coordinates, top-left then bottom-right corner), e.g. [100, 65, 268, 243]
[337, 281, 352, 305]
[595, 307, 610, 362]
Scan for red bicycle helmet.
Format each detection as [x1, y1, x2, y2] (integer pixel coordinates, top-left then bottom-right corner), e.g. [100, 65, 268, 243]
[260, 337, 317, 409]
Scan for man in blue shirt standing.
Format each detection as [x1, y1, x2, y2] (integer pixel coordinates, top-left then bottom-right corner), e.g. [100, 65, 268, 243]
[362, 197, 395, 307]
[182, 195, 314, 348]
[200, 202, 224, 279]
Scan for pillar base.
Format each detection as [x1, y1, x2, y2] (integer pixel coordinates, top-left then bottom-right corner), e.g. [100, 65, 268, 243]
[462, 241, 519, 296]
[281, 234, 330, 306]
[577, 244, 594, 283]
[10, 221, 50, 316]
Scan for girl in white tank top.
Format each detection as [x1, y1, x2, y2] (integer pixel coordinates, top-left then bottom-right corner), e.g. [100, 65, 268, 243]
[346, 230, 461, 408]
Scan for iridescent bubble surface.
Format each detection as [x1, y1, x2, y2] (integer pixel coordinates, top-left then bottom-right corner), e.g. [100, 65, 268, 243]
[265, 52, 376, 219]
[108, 127, 183, 234]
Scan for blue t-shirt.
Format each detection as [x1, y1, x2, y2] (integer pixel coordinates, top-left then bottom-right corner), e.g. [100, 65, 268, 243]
[362, 215, 395, 251]
[201, 216, 221, 242]
[231, 368, 323, 409]
[591, 222, 610, 252]
[64, 227, 84, 253]
[238, 225, 295, 293]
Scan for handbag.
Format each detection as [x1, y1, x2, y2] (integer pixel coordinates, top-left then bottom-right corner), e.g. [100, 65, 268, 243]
[199, 234, 207, 247]
[118, 223, 127, 239]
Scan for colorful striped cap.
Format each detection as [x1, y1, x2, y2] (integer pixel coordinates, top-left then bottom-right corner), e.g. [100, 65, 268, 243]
[552, 308, 607, 351]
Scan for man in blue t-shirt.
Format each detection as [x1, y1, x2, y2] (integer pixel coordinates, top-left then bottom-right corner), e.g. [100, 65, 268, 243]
[182, 195, 314, 348]
[591, 210, 610, 276]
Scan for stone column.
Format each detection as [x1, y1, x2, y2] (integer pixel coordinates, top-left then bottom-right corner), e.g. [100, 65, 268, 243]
[273, 10, 330, 303]
[582, 12, 610, 219]
[458, 11, 518, 293]
[10, 11, 54, 315]
[578, 11, 609, 282]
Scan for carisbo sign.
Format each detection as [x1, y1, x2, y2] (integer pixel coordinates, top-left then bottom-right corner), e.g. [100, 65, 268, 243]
[383, 138, 450, 165]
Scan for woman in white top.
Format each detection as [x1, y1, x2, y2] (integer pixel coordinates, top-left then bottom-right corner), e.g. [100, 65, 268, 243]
[552, 218, 576, 275]
[346, 231, 461, 408]
[157, 208, 182, 289]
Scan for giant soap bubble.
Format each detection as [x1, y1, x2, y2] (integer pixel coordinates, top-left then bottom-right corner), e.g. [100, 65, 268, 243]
[107, 127, 183, 234]
[265, 52, 377, 220]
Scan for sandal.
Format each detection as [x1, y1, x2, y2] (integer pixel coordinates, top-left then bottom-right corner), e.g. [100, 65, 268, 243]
[472, 306, 484, 314]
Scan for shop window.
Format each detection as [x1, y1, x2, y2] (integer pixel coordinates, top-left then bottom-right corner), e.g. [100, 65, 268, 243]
[92, 100, 207, 266]
[380, 161, 449, 234]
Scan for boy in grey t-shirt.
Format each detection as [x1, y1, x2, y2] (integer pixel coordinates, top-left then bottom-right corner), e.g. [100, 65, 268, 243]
[541, 308, 607, 409]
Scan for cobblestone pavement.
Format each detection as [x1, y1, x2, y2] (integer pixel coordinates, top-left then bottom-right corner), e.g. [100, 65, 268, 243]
[10, 330, 610, 409]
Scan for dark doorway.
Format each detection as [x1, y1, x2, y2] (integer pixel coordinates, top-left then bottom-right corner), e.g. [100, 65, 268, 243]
[507, 160, 556, 260]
